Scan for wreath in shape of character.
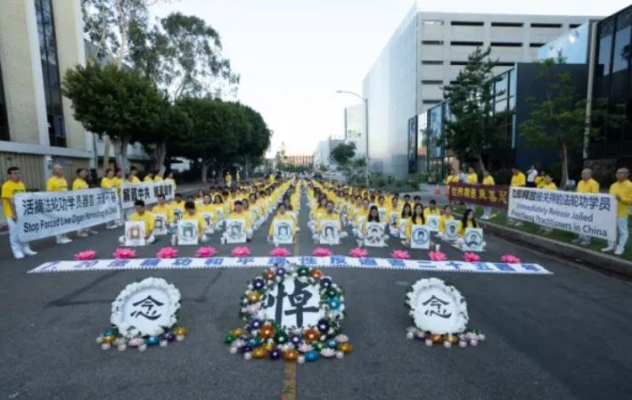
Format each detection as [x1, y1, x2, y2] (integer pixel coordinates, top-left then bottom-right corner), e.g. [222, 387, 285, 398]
[405, 278, 484, 348]
[224, 264, 352, 362]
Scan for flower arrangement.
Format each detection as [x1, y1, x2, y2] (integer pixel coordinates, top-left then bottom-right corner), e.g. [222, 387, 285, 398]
[349, 248, 368, 258]
[75, 250, 96, 261]
[232, 246, 251, 257]
[312, 247, 333, 257]
[391, 250, 410, 260]
[96, 325, 189, 352]
[428, 251, 447, 261]
[113, 248, 136, 259]
[270, 247, 291, 257]
[501, 254, 520, 263]
[225, 264, 351, 362]
[156, 247, 178, 259]
[196, 246, 217, 257]
[463, 252, 481, 262]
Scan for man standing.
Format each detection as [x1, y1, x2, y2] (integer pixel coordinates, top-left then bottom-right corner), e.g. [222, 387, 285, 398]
[2, 167, 37, 259]
[465, 166, 478, 212]
[47, 164, 72, 244]
[481, 170, 495, 220]
[574, 169, 599, 246]
[526, 165, 538, 188]
[143, 171, 154, 183]
[128, 167, 141, 183]
[508, 166, 526, 227]
[72, 168, 98, 237]
[602, 168, 632, 256]
[101, 169, 117, 229]
[225, 171, 233, 188]
[153, 170, 163, 182]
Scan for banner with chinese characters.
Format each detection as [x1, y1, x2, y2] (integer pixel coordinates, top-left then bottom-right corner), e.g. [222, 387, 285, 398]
[120, 181, 176, 209]
[15, 188, 120, 242]
[508, 187, 617, 241]
[447, 183, 509, 209]
[29, 256, 552, 275]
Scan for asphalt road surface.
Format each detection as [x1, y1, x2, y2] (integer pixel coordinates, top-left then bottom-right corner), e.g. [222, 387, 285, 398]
[1, 190, 631, 400]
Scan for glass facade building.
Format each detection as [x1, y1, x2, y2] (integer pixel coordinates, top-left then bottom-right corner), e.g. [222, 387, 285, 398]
[0, 58, 8, 141]
[537, 22, 592, 64]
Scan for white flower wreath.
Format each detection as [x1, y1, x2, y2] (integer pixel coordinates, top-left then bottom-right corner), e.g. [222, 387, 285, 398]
[406, 278, 469, 335]
[111, 277, 181, 338]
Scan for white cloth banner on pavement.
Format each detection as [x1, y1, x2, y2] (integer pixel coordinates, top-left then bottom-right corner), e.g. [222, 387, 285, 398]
[15, 189, 120, 242]
[508, 187, 617, 241]
[120, 181, 176, 209]
[28, 256, 552, 275]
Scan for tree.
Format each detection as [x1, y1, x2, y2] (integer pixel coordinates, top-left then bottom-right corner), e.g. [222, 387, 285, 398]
[330, 142, 356, 167]
[62, 63, 165, 173]
[519, 57, 618, 186]
[442, 47, 500, 171]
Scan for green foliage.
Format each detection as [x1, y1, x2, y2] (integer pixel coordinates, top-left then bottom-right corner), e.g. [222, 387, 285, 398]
[330, 143, 356, 167]
[442, 47, 500, 169]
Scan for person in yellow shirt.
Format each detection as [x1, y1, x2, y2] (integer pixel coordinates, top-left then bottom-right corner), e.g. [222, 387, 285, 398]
[236, 170, 241, 183]
[198, 194, 217, 234]
[268, 203, 296, 244]
[539, 173, 557, 234]
[222, 200, 253, 243]
[47, 164, 73, 244]
[173, 201, 208, 245]
[480, 170, 495, 220]
[73, 168, 99, 237]
[111, 169, 125, 227]
[101, 169, 118, 230]
[143, 172, 154, 183]
[509, 166, 526, 227]
[573, 169, 600, 246]
[603, 168, 632, 255]
[2, 167, 37, 259]
[118, 200, 155, 244]
[313, 200, 347, 244]
[153, 170, 163, 182]
[437, 205, 456, 240]
[152, 193, 175, 231]
[127, 167, 141, 184]
[170, 193, 185, 222]
[225, 172, 233, 188]
[164, 172, 176, 190]
[535, 170, 546, 188]
[403, 203, 426, 247]
[456, 208, 486, 250]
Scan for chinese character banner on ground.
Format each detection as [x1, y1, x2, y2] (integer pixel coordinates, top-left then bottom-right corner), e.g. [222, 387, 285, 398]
[15, 188, 120, 242]
[120, 181, 176, 209]
[508, 187, 617, 241]
[28, 256, 552, 275]
[447, 183, 509, 209]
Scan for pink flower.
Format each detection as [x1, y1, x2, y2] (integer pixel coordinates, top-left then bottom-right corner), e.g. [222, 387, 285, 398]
[463, 252, 481, 262]
[156, 247, 178, 259]
[501, 254, 521, 263]
[313, 247, 333, 257]
[428, 251, 447, 261]
[349, 248, 368, 258]
[74, 250, 96, 261]
[391, 250, 410, 260]
[231, 246, 251, 257]
[113, 248, 136, 259]
[270, 247, 291, 257]
[196, 246, 217, 257]
[246, 303, 261, 315]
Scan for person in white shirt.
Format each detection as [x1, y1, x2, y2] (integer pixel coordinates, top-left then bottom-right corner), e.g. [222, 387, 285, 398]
[526, 165, 538, 188]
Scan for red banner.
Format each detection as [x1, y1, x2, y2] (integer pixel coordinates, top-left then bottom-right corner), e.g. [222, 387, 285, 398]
[447, 182, 509, 209]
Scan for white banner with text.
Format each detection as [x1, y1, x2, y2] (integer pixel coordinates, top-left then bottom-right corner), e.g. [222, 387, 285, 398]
[120, 181, 176, 209]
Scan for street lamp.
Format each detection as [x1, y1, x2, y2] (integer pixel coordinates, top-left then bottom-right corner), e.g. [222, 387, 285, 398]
[336, 90, 369, 187]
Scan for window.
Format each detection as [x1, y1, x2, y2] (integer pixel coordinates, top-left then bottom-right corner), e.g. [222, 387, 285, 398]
[451, 21, 484, 26]
[0, 59, 8, 141]
[530, 23, 563, 28]
[421, 40, 444, 45]
[597, 18, 614, 76]
[613, 9, 632, 73]
[421, 60, 443, 65]
[422, 20, 444, 25]
[491, 22, 523, 27]
[34, 0, 65, 147]
[491, 42, 523, 47]
[450, 61, 469, 66]
[570, 24, 582, 29]
[496, 62, 516, 67]
[451, 41, 484, 46]
[421, 80, 443, 85]
[529, 43, 546, 48]
[423, 100, 442, 105]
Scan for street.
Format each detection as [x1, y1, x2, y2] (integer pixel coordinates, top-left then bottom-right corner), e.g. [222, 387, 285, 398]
[1, 192, 631, 400]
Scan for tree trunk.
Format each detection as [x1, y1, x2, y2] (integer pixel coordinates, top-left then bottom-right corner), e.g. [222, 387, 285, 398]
[155, 141, 167, 176]
[102, 136, 112, 175]
[201, 162, 210, 183]
[561, 142, 569, 189]
[477, 154, 485, 172]
[111, 135, 130, 173]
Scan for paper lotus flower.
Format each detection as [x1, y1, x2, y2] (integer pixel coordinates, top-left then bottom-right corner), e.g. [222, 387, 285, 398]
[196, 246, 217, 257]
[463, 252, 481, 262]
[320, 348, 336, 358]
[270, 247, 291, 257]
[231, 246, 251, 257]
[298, 344, 313, 353]
[246, 303, 261, 315]
[74, 250, 96, 261]
[313, 247, 333, 257]
[391, 250, 410, 260]
[429, 251, 447, 261]
[349, 247, 368, 258]
[501, 254, 521, 263]
[113, 248, 136, 259]
[156, 247, 178, 259]
[334, 334, 349, 343]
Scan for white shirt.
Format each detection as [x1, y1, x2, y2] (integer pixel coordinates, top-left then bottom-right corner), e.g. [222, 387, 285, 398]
[527, 169, 538, 182]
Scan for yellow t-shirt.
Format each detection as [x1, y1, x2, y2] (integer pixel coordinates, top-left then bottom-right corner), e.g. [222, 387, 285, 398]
[542, 182, 557, 190]
[438, 215, 455, 234]
[129, 211, 155, 234]
[577, 179, 599, 194]
[457, 220, 478, 236]
[268, 213, 295, 237]
[152, 204, 174, 224]
[610, 180, 632, 218]
[101, 177, 114, 189]
[466, 173, 478, 184]
[510, 172, 526, 187]
[227, 211, 250, 230]
[144, 176, 153, 183]
[47, 176, 68, 192]
[424, 207, 441, 218]
[72, 178, 89, 190]
[154, 176, 163, 182]
[181, 212, 207, 232]
[405, 217, 426, 239]
[226, 174, 233, 183]
[535, 176, 545, 188]
[482, 176, 495, 185]
[112, 177, 123, 190]
[1, 180, 26, 219]
[165, 177, 176, 190]
[316, 212, 342, 232]
[129, 176, 141, 184]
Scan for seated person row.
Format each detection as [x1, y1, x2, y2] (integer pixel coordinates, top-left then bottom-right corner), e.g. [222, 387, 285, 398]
[354, 205, 389, 247]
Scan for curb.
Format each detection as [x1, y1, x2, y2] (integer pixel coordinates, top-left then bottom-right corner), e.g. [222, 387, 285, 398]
[479, 219, 632, 278]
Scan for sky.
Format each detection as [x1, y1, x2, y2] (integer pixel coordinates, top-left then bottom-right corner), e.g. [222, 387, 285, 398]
[152, 0, 631, 157]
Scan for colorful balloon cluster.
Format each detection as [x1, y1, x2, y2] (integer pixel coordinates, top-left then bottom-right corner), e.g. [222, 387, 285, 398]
[405, 327, 485, 348]
[95, 326, 189, 352]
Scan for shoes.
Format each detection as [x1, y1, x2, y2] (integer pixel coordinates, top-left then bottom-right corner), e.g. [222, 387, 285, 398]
[601, 246, 614, 253]
[57, 237, 73, 244]
[23, 248, 37, 256]
[578, 240, 590, 246]
[515, 222, 524, 227]
[106, 224, 117, 230]
[14, 252, 25, 260]
[615, 247, 624, 256]
[572, 238, 581, 244]
[77, 232, 89, 238]
[89, 229, 99, 235]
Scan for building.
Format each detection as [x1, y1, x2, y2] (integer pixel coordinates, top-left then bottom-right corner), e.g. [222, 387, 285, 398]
[344, 105, 366, 158]
[0, 0, 91, 190]
[313, 138, 344, 170]
[284, 154, 314, 167]
[586, 5, 632, 182]
[363, 4, 598, 178]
